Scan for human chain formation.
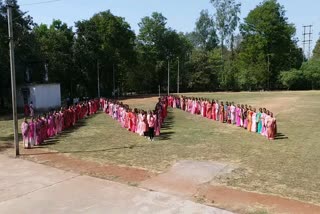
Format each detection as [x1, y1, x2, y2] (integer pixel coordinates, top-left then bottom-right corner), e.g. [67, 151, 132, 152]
[100, 97, 168, 141]
[167, 95, 277, 140]
[20, 95, 277, 149]
[21, 100, 100, 149]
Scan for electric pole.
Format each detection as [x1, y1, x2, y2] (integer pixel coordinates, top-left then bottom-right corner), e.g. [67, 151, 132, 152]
[7, 2, 19, 157]
[177, 57, 180, 94]
[113, 63, 115, 99]
[97, 61, 100, 98]
[167, 59, 170, 96]
[302, 25, 313, 60]
[267, 54, 271, 90]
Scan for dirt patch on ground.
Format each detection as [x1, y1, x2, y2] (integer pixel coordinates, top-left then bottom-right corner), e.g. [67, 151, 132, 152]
[197, 185, 320, 214]
[256, 96, 299, 116]
[20, 147, 156, 184]
[141, 160, 234, 197]
[121, 96, 159, 110]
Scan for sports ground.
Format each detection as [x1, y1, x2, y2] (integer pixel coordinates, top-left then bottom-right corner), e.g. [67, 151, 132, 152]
[1, 91, 320, 213]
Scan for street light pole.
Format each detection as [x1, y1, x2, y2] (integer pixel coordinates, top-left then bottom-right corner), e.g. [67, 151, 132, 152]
[167, 59, 170, 96]
[267, 54, 270, 90]
[7, 3, 19, 157]
[177, 57, 180, 94]
[113, 63, 115, 98]
[97, 60, 100, 98]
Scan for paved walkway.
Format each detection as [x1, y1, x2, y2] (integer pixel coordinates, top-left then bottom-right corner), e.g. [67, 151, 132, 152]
[0, 155, 233, 214]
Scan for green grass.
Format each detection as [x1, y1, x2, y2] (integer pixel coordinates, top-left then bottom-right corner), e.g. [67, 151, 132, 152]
[1, 91, 320, 205]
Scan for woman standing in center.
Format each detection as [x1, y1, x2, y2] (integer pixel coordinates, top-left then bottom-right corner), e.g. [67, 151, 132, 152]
[219, 102, 224, 123]
[143, 111, 149, 138]
[148, 111, 155, 141]
[251, 108, 257, 133]
[247, 106, 253, 132]
[28, 117, 36, 148]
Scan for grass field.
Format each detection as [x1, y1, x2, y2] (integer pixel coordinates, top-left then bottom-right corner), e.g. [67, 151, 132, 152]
[1, 91, 320, 205]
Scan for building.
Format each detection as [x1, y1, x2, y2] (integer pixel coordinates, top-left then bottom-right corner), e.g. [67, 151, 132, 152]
[17, 83, 61, 111]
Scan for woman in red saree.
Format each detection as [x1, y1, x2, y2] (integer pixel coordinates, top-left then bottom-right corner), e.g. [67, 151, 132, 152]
[219, 102, 224, 123]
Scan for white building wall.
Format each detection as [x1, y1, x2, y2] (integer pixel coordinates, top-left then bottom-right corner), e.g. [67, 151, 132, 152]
[17, 84, 61, 111]
[34, 84, 61, 109]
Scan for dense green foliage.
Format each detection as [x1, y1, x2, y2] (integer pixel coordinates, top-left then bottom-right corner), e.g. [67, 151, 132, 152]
[1, 0, 320, 107]
[33, 20, 74, 93]
[239, 0, 304, 90]
[73, 11, 136, 97]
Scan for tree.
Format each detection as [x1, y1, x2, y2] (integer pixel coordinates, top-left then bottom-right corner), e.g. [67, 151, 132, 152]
[238, 0, 303, 90]
[312, 38, 320, 59]
[301, 59, 320, 90]
[185, 48, 221, 91]
[34, 20, 74, 95]
[187, 10, 218, 51]
[135, 12, 192, 93]
[210, 0, 241, 64]
[74, 10, 136, 97]
[280, 69, 304, 90]
[0, 0, 39, 107]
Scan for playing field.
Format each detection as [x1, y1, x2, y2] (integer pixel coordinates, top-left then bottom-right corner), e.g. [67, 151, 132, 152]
[1, 91, 320, 206]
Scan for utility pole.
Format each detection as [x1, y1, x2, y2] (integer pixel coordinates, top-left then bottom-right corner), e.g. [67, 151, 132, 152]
[302, 25, 313, 60]
[113, 63, 115, 99]
[7, 2, 19, 157]
[177, 57, 180, 94]
[167, 59, 170, 96]
[267, 54, 271, 90]
[97, 61, 100, 98]
[158, 85, 160, 97]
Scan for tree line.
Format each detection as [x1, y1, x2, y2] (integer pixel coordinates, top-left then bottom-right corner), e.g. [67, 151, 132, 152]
[0, 0, 320, 107]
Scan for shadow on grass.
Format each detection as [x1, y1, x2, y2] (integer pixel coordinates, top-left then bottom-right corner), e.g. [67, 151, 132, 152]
[275, 133, 289, 140]
[24, 114, 98, 148]
[157, 110, 175, 141]
[21, 144, 144, 156]
[21, 113, 150, 156]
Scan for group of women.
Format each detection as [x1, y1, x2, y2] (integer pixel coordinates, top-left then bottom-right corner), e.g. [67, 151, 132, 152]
[21, 99, 100, 149]
[101, 97, 168, 141]
[20, 94, 277, 148]
[167, 95, 277, 140]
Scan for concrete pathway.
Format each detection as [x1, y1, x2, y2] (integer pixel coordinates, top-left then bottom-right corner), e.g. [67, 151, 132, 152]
[141, 160, 234, 197]
[0, 155, 233, 214]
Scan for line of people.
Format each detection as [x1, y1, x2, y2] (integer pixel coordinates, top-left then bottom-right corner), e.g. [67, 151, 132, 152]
[21, 99, 100, 149]
[167, 95, 277, 140]
[101, 97, 168, 141]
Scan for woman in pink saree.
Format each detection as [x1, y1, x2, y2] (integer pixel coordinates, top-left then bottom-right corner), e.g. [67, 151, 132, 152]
[235, 105, 240, 127]
[154, 111, 160, 136]
[35, 116, 42, 146]
[28, 117, 36, 147]
[21, 118, 29, 149]
[260, 108, 267, 136]
[230, 103, 236, 125]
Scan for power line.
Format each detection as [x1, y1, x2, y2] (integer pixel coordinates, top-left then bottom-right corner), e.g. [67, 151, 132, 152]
[302, 25, 312, 60]
[20, 0, 63, 6]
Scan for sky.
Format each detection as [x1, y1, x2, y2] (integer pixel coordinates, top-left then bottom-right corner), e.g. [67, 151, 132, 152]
[18, 0, 320, 54]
